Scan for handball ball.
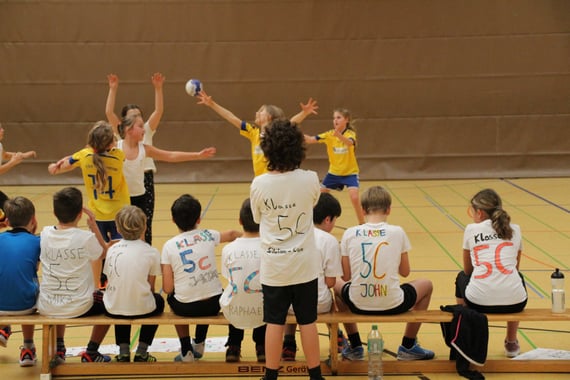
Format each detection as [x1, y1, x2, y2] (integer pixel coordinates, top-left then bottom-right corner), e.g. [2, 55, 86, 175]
[185, 79, 202, 96]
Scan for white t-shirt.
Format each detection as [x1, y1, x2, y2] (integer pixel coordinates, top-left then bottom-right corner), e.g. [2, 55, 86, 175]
[219, 237, 264, 329]
[117, 140, 146, 196]
[38, 226, 103, 318]
[161, 229, 223, 303]
[463, 219, 526, 305]
[341, 222, 411, 311]
[315, 228, 343, 312]
[0, 142, 4, 161]
[103, 239, 161, 316]
[143, 122, 157, 172]
[250, 169, 321, 287]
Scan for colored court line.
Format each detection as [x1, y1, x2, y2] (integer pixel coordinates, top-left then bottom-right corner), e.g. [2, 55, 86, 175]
[130, 327, 141, 351]
[385, 183, 462, 269]
[201, 186, 220, 220]
[503, 178, 570, 214]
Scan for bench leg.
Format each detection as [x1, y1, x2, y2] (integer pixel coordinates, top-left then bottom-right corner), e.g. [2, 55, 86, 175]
[327, 322, 339, 375]
[40, 324, 56, 378]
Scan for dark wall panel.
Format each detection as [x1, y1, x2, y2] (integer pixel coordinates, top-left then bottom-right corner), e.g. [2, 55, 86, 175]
[0, 0, 569, 185]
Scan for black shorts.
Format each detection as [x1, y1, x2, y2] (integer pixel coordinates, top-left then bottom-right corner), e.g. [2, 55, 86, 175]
[341, 282, 417, 315]
[455, 271, 527, 313]
[262, 278, 318, 325]
[168, 293, 221, 317]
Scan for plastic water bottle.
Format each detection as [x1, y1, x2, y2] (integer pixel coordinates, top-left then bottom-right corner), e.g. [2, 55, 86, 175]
[551, 268, 566, 313]
[367, 324, 383, 380]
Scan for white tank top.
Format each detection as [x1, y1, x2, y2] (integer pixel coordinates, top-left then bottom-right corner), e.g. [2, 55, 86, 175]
[117, 140, 146, 197]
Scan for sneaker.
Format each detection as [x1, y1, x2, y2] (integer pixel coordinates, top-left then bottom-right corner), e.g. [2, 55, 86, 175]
[341, 344, 364, 361]
[337, 329, 348, 353]
[504, 339, 520, 358]
[19, 346, 37, 367]
[397, 341, 435, 361]
[281, 345, 296, 361]
[192, 339, 205, 359]
[114, 353, 131, 362]
[134, 353, 157, 362]
[81, 351, 111, 363]
[256, 345, 266, 363]
[55, 348, 66, 365]
[174, 350, 195, 362]
[0, 328, 11, 348]
[225, 345, 241, 362]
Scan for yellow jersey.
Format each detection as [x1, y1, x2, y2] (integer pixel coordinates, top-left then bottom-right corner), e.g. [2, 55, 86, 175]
[316, 129, 359, 176]
[240, 121, 268, 177]
[69, 147, 130, 221]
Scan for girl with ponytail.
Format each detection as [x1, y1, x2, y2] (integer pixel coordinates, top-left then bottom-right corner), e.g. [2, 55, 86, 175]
[455, 188, 527, 358]
[48, 121, 129, 242]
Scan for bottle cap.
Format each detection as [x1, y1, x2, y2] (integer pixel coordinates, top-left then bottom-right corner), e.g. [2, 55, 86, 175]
[372, 325, 378, 330]
[552, 268, 565, 279]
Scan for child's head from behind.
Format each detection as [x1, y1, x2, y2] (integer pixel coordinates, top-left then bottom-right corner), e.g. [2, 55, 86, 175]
[0, 191, 8, 210]
[314, 192, 342, 231]
[361, 186, 392, 215]
[88, 121, 115, 153]
[239, 198, 259, 233]
[53, 187, 83, 224]
[115, 205, 147, 240]
[0, 191, 8, 222]
[261, 119, 305, 172]
[470, 188, 513, 240]
[87, 121, 116, 193]
[4, 196, 35, 228]
[171, 194, 201, 232]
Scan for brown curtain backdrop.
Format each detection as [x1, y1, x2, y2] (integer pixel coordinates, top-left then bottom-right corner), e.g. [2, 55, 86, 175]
[1, 0, 569, 185]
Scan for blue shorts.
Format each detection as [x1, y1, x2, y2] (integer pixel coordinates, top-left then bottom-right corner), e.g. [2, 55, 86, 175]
[96, 220, 121, 242]
[322, 173, 359, 191]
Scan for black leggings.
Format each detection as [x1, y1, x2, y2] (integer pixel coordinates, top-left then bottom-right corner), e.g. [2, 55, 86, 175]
[107, 293, 165, 346]
[168, 293, 221, 343]
[227, 324, 266, 346]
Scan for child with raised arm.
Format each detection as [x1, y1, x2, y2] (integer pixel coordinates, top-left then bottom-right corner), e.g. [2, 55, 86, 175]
[219, 198, 266, 363]
[48, 121, 129, 243]
[0, 196, 40, 367]
[196, 90, 318, 177]
[281, 192, 344, 361]
[304, 108, 365, 224]
[333, 186, 435, 361]
[456, 188, 527, 357]
[117, 114, 216, 243]
[0, 122, 36, 175]
[103, 206, 165, 363]
[161, 194, 241, 362]
[250, 119, 324, 380]
[38, 187, 112, 363]
[106, 73, 164, 244]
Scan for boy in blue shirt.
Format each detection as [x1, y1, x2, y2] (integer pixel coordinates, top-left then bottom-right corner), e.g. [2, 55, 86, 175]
[0, 196, 41, 367]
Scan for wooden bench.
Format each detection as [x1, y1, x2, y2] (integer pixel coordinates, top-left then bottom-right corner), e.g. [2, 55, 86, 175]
[1, 308, 569, 379]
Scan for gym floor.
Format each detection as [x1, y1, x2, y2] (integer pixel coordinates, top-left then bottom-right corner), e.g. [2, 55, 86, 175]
[1, 178, 568, 379]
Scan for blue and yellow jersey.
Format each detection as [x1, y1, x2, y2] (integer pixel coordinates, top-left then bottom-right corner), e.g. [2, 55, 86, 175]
[69, 147, 130, 221]
[316, 129, 359, 176]
[240, 121, 268, 177]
